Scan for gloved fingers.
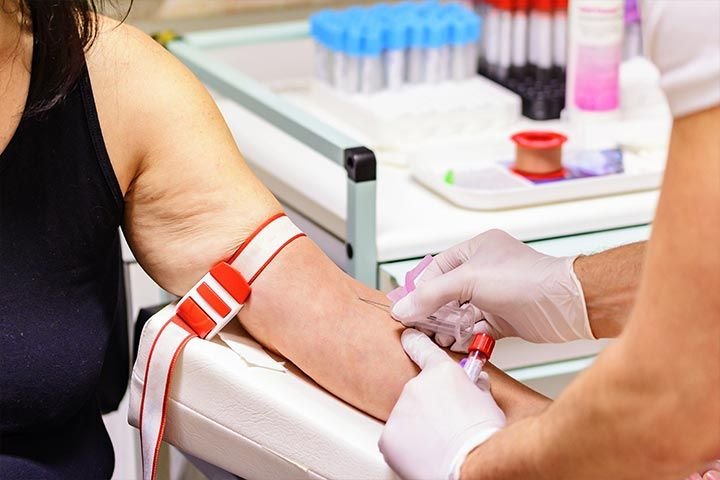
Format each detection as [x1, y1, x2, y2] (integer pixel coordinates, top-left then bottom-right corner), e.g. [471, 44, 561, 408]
[415, 236, 482, 287]
[392, 266, 471, 322]
[415, 258, 444, 285]
[448, 319, 496, 353]
[702, 461, 720, 480]
[401, 329, 453, 370]
[435, 333, 455, 347]
[417, 326, 436, 337]
[474, 320, 503, 340]
[474, 371, 491, 390]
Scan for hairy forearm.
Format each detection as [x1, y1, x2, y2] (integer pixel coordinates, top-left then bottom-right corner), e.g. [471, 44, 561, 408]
[237, 237, 548, 421]
[574, 241, 646, 338]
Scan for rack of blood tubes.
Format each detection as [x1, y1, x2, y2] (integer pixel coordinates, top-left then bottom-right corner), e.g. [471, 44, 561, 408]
[310, 2, 481, 94]
[474, 0, 568, 120]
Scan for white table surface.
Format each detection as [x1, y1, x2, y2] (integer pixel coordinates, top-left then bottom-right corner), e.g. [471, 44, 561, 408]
[218, 97, 662, 263]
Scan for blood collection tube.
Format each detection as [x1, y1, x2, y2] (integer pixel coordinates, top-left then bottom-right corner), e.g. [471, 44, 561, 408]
[510, 0, 529, 79]
[464, 14, 482, 78]
[484, 0, 501, 78]
[310, 12, 330, 84]
[384, 20, 408, 90]
[552, 0, 568, 75]
[424, 19, 449, 84]
[407, 18, 426, 85]
[463, 333, 495, 383]
[496, 0, 514, 81]
[322, 17, 345, 90]
[360, 25, 384, 94]
[450, 12, 481, 81]
[343, 26, 362, 93]
[532, 0, 554, 81]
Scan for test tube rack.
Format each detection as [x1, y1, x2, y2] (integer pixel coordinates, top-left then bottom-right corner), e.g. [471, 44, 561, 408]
[302, 75, 521, 148]
[475, 0, 568, 120]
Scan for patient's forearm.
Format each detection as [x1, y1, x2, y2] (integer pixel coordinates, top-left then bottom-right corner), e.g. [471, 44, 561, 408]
[484, 363, 550, 424]
[237, 237, 548, 421]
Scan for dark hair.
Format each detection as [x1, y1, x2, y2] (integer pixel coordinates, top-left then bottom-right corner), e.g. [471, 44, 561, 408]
[17, 0, 132, 117]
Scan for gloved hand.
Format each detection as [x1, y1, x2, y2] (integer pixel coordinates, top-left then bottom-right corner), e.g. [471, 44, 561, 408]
[378, 329, 506, 480]
[684, 460, 720, 480]
[392, 229, 594, 347]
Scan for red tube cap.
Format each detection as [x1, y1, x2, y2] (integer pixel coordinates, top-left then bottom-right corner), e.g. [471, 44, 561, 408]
[496, 0, 515, 10]
[532, 0, 554, 11]
[469, 333, 495, 359]
[511, 130, 567, 150]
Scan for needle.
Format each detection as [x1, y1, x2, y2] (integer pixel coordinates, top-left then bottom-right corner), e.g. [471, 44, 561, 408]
[358, 296, 440, 321]
[358, 296, 392, 312]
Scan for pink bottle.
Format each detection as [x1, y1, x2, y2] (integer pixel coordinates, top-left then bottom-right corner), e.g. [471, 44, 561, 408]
[566, 0, 624, 116]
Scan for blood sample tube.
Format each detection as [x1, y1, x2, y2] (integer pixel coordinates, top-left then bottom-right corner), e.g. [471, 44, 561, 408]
[384, 19, 408, 90]
[407, 17, 426, 84]
[532, 0, 554, 81]
[424, 19, 449, 84]
[496, 0, 514, 81]
[360, 25, 384, 94]
[552, 0, 568, 76]
[484, 0, 501, 78]
[463, 333, 495, 383]
[343, 25, 363, 93]
[511, 0, 529, 79]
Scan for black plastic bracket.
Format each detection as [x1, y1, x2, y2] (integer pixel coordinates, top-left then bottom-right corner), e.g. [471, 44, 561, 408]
[344, 147, 377, 183]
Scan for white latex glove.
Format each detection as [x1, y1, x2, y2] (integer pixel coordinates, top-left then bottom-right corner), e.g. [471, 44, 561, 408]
[684, 460, 720, 480]
[393, 229, 594, 346]
[378, 329, 506, 480]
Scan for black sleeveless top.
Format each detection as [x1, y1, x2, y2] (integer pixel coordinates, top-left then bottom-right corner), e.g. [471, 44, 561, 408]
[0, 47, 124, 478]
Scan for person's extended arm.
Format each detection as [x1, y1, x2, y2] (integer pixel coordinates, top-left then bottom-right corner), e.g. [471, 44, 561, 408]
[90, 19, 545, 422]
[461, 104, 720, 479]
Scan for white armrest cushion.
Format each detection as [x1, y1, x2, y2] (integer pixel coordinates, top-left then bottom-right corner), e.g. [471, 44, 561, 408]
[129, 305, 396, 480]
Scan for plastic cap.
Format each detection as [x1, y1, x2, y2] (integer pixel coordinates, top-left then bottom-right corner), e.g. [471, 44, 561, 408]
[345, 25, 363, 56]
[469, 333, 495, 359]
[553, 0, 568, 9]
[496, 0, 514, 10]
[532, 0, 554, 11]
[425, 18, 448, 48]
[515, 0, 530, 9]
[511, 131, 567, 150]
[362, 25, 383, 55]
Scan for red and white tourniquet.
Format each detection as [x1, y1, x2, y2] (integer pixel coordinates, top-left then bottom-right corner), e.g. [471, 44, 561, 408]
[138, 213, 305, 480]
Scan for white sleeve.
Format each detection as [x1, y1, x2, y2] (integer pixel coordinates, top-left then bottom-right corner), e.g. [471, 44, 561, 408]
[640, 0, 720, 118]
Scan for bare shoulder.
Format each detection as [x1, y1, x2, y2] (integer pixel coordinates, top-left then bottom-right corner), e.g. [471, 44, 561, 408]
[87, 15, 198, 92]
[84, 15, 212, 194]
